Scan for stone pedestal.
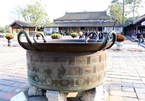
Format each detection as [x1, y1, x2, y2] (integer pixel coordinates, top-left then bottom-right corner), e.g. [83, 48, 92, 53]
[116, 42, 123, 50]
[81, 84, 109, 101]
[46, 90, 67, 101]
[45, 84, 109, 101]
[11, 84, 109, 101]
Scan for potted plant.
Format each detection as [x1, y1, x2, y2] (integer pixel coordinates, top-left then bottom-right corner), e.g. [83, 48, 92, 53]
[51, 33, 62, 39]
[5, 33, 14, 46]
[71, 32, 78, 38]
[116, 34, 126, 42]
[116, 34, 126, 50]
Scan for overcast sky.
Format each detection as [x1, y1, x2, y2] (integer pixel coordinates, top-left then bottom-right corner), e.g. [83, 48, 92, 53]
[0, 0, 144, 26]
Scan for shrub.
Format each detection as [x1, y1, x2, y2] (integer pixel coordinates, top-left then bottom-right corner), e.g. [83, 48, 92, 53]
[5, 33, 14, 40]
[51, 33, 62, 39]
[71, 32, 78, 38]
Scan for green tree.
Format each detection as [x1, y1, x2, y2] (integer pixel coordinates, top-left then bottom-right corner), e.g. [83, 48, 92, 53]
[111, 0, 119, 3]
[108, 3, 124, 24]
[20, 0, 50, 30]
[0, 26, 10, 33]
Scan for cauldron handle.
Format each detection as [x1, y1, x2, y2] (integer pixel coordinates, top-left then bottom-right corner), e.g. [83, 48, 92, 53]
[98, 33, 110, 51]
[33, 32, 47, 43]
[105, 32, 116, 49]
[98, 32, 116, 50]
[17, 30, 33, 49]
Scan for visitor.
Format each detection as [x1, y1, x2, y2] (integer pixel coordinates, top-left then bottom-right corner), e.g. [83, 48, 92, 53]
[85, 30, 90, 39]
[98, 31, 103, 39]
[79, 30, 84, 39]
[84, 30, 90, 42]
[89, 31, 98, 40]
[136, 30, 143, 47]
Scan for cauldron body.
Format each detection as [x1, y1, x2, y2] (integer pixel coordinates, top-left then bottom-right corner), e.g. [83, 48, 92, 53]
[17, 30, 115, 92]
[27, 50, 106, 92]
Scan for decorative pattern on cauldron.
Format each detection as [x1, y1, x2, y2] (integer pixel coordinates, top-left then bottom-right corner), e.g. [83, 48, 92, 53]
[17, 30, 116, 92]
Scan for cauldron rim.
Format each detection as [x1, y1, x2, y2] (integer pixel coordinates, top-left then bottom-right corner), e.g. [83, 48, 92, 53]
[17, 30, 116, 52]
[19, 41, 113, 52]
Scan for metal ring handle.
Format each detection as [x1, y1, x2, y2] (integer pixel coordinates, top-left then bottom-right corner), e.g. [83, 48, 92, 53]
[97, 33, 110, 51]
[33, 32, 47, 43]
[17, 30, 33, 50]
[105, 32, 116, 49]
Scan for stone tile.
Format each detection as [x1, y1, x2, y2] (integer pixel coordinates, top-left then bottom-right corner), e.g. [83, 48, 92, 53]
[105, 78, 111, 82]
[110, 83, 121, 91]
[0, 92, 7, 98]
[135, 88, 145, 94]
[1, 86, 15, 92]
[110, 78, 121, 82]
[139, 99, 145, 101]
[121, 76, 139, 80]
[136, 93, 145, 99]
[0, 85, 5, 90]
[2, 92, 17, 101]
[132, 80, 143, 84]
[106, 75, 121, 79]
[133, 83, 145, 88]
[122, 86, 135, 92]
[109, 95, 124, 101]
[121, 82, 133, 88]
[122, 92, 137, 98]
[140, 74, 145, 77]
[123, 97, 139, 101]
[11, 82, 24, 87]
[122, 79, 133, 83]
[0, 99, 8, 101]
[141, 78, 145, 83]
[110, 91, 123, 96]
[0, 75, 16, 80]
[0, 79, 15, 85]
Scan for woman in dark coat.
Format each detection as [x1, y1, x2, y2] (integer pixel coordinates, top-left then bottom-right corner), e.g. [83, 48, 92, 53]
[136, 30, 143, 47]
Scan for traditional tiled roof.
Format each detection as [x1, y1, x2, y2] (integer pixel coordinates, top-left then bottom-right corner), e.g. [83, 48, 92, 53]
[124, 15, 145, 28]
[133, 14, 145, 24]
[54, 11, 109, 21]
[10, 20, 35, 27]
[54, 11, 110, 21]
[53, 11, 122, 27]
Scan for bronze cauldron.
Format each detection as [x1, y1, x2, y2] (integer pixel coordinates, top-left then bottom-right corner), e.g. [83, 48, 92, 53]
[17, 30, 115, 92]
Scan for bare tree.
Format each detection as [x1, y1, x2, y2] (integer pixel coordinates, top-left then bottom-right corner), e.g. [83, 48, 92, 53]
[125, 0, 143, 19]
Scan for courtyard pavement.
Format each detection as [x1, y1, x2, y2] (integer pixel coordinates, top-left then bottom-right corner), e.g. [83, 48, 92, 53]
[0, 37, 145, 101]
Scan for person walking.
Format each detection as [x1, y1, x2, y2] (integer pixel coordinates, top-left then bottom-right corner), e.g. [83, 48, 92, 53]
[136, 30, 143, 47]
[79, 30, 84, 39]
[89, 31, 98, 40]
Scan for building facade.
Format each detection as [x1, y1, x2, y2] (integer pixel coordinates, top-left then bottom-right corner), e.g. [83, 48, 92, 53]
[124, 14, 145, 37]
[49, 11, 123, 34]
[9, 20, 35, 34]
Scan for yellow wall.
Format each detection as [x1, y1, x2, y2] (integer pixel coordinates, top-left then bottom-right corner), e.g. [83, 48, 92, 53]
[10, 27, 35, 34]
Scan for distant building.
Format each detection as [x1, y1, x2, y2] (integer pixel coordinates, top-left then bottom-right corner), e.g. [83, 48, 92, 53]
[45, 11, 122, 34]
[10, 20, 57, 35]
[10, 11, 123, 35]
[124, 14, 145, 37]
[43, 26, 58, 35]
[9, 20, 35, 34]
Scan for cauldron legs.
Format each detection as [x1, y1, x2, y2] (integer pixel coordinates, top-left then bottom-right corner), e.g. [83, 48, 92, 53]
[27, 86, 44, 96]
[81, 85, 108, 101]
[46, 90, 67, 101]
[45, 84, 108, 101]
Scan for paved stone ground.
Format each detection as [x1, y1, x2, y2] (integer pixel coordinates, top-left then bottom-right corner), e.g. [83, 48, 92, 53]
[106, 40, 145, 101]
[0, 38, 27, 101]
[0, 37, 145, 101]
